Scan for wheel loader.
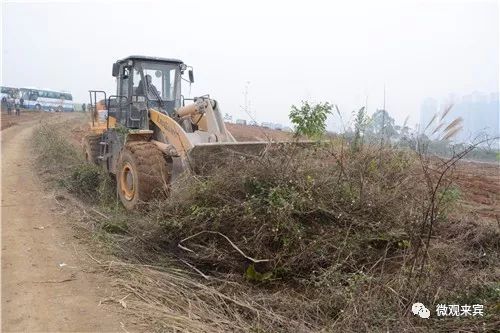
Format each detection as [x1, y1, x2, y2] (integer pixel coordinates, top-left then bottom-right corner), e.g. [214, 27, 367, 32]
[84, 55, 292, 209]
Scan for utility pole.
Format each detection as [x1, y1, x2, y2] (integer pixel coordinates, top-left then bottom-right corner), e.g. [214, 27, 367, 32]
[241, 81, 255, 122]
[243, 81, 249, 115]
[383, 84, 386, 111]
[365, 94, 369, 118]
[380, 84, 386, 146]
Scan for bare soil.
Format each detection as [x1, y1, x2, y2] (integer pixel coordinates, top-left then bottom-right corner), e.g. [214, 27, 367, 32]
[1, 110, 43, 130]
[1, 115, 134, 332]
[225, 122, 293, 142]
[455, 160, 499, 221]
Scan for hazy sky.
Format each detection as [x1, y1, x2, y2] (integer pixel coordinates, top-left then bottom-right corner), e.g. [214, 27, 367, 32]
[1, 0, 498, 129]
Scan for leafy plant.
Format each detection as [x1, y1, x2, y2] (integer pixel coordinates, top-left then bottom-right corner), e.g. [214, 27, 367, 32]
[289, 101, 332, 139]
[245, 264, 273, 282]
[352, 106, 370, 152]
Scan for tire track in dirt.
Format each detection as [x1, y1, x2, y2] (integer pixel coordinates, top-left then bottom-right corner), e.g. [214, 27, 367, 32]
[1, 119, 129, 332]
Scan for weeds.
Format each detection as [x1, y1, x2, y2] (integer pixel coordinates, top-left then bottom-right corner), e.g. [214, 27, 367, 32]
[32, 123, 114, 203]
[31, 120, 499, 332]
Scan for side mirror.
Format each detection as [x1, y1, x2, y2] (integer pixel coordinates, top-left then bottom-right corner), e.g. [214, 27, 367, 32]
[112, 63, 120, 77]
[188, 69, 194, 83]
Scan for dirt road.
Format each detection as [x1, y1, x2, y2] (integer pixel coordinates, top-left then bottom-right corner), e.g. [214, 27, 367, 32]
[1, 119, 127, 332]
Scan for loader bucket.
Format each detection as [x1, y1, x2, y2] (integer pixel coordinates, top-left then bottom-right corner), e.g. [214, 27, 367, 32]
[186, 141, 316, 174]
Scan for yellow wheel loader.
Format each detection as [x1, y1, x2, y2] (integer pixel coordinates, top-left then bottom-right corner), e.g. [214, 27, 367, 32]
[84, 55, 285, 209]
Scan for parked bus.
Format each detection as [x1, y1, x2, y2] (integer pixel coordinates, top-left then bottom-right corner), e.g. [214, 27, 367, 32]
[1, 86, 20, 101]
[20, 88, 74, 112]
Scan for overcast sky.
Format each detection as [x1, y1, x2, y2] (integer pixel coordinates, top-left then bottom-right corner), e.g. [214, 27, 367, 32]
[1, 0, 498, 129]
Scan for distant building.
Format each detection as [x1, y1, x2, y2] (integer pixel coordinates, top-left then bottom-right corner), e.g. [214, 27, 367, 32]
[224, 113, 233, 123]
[259, 122, 284, 130]
[235, 119, 247, 125]
[453, 92, 499, 142]
[420, 92, 499, 142]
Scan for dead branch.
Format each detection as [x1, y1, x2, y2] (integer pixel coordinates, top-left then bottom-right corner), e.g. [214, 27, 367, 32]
[179, 231, 270, 263]
[179, 259, 210, 280]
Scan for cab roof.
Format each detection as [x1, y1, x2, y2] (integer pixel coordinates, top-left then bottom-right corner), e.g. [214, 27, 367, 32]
[118, 55, 184, 64]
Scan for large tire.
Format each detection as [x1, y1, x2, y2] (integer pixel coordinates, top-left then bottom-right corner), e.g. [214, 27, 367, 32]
[83, 134, 101, 165]
[116, 141, 170, 210]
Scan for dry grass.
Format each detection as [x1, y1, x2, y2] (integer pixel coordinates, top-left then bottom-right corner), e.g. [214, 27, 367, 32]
[31, 120, 500, 332]
[102, 261, 317, 332]
[152, 145, 425, 279]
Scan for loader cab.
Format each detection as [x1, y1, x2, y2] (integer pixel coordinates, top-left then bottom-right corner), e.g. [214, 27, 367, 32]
[111, 56, 187, 129]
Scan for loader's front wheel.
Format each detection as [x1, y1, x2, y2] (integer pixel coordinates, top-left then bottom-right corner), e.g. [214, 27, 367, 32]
[116, 141, 169, 210]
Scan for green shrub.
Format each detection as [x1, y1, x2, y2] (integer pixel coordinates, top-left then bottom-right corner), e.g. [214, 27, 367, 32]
[289, 101, 332, 139]
[154, 145, 427, 280]
[67, 164, 100, 195]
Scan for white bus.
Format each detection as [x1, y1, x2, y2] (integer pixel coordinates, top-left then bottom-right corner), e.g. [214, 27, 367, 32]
[1, 86, 20, 101]
[20, 88, 74, 112]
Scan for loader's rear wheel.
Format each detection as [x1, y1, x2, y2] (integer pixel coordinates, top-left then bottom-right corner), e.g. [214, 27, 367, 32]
[83, 134, 101, 165]
[116, 141, 169, 210]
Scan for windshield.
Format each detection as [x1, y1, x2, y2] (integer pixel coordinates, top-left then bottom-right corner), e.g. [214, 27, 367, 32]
[133, 61, 181, 105]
